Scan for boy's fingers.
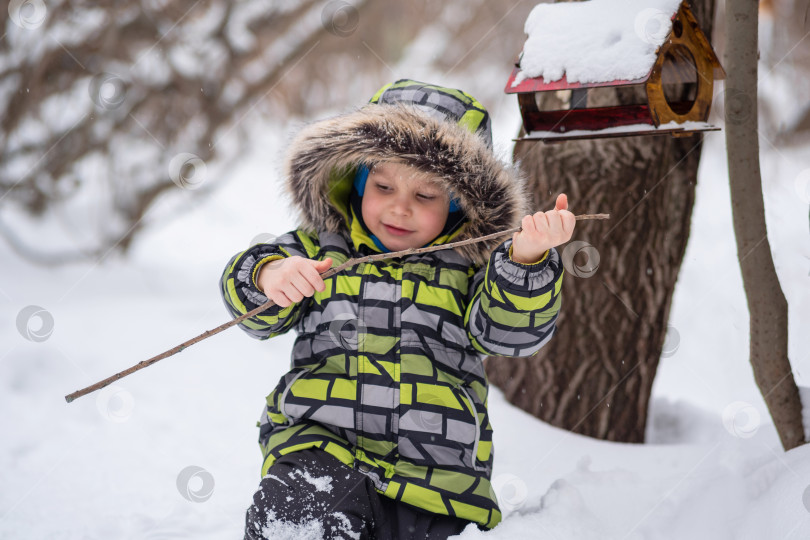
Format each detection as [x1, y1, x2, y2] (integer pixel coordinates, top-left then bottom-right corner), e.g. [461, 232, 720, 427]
[289, 273, 313, 299]
[306, 257, 332, 291]
[282, 272, 306, 302]
[547, 210, 563, 238]
[561, 210, 576, 235]
[313, 257, 332, 269]
[284, 286, 304, 303]
[270, 290, 292, 308]
[522, 214, 536, 233]
[302, 262, 327, 292]
[555, 193, 568, 211]
[532, 211, 550, 234]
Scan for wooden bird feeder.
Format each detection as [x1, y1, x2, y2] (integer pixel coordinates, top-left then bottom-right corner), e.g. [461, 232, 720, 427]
[505, 0, 726, 143]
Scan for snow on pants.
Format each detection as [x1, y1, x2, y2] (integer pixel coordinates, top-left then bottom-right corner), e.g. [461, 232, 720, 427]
[243, 448, 481, 539]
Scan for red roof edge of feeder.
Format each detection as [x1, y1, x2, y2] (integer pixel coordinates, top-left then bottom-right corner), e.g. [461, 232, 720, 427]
[504, 66, 651, 94]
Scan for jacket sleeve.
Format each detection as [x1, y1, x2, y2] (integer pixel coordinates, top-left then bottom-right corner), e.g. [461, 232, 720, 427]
[463, 237, 564, 357]
[219, 228, 322, 340]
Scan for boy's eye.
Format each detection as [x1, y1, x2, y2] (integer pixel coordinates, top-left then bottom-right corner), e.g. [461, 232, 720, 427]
[417, 194, 436, 201]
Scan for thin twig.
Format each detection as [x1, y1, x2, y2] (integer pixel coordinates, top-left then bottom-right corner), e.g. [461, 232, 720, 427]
[64, 213, 609, 403]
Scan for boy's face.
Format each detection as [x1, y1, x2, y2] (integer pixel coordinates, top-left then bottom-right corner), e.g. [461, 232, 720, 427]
[361, 162, 450, 252]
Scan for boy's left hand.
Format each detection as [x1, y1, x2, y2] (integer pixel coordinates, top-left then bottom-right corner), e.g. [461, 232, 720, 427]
[511, 193, 576, 264]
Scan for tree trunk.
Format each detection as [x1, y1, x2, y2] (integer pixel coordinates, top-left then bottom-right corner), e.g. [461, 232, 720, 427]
[485, 0, 718, 443]
[725, 0, 805, 450]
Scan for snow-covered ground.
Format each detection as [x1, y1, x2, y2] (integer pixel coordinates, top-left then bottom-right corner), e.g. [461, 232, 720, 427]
[2, 73, 810, 540]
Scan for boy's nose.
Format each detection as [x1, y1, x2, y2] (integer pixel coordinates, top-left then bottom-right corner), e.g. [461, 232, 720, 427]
[389, 200, 411, 216]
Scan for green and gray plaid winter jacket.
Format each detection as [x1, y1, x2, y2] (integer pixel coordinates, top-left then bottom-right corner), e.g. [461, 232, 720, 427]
[220, 83, 564, 529]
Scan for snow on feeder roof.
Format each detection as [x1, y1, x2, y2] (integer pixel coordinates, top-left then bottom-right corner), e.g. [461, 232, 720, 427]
[505, 0, 725, 142]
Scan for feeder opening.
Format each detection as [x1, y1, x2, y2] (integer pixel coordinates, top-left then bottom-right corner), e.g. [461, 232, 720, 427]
[661, 44, 698, 116]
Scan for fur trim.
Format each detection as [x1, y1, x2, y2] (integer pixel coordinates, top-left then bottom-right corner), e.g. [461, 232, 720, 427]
[283, 103, 530, 266]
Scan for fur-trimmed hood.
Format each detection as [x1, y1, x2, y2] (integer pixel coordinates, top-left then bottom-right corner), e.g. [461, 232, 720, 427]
[282, 103, 530, 266]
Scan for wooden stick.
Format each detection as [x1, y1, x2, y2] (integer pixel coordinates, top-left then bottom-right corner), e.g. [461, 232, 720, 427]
[64, 213, 609, 403]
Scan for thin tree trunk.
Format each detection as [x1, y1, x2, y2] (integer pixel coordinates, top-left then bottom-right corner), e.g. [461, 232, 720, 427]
[725, 0, 804, 450]
[485, 0, 718, 443]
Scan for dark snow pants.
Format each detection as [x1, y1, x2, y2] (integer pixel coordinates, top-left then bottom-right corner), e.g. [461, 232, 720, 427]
[244, 448, 481, 539]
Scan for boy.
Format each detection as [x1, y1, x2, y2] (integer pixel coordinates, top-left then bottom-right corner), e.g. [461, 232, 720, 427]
[220, 79, 575, 539]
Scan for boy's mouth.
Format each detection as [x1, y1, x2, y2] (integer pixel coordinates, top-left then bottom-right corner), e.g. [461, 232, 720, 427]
[383, 223, 412, 236]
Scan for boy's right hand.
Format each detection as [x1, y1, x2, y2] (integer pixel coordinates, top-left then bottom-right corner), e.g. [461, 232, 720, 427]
[257, 256, 333, 307]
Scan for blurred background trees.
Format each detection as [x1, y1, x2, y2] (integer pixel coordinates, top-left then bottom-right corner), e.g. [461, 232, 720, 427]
[0, 0, 535, 264]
